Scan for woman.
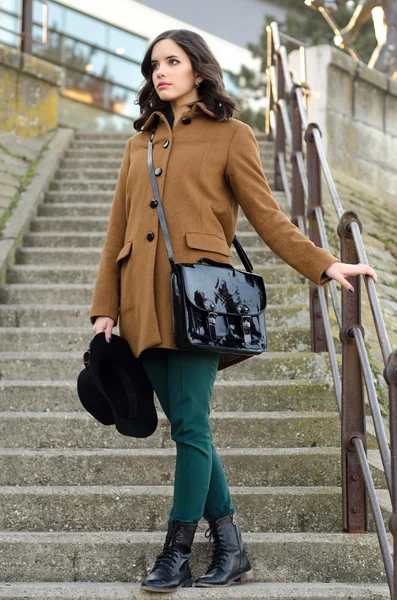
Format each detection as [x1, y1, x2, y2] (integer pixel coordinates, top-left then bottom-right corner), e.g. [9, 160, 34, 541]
[90, 29, 377, 593]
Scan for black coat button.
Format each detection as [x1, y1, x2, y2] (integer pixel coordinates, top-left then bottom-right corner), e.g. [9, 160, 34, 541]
[163, 140, 170, 148]
[182, 117, 191, 125]
[154, 167, 162, 176]
[150, 199, 158, 208]
[147, 232, 155, 241]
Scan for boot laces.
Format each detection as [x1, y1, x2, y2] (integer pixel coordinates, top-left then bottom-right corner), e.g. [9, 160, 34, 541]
[204, 524, 227, 570]
[152, 521, 183, 574]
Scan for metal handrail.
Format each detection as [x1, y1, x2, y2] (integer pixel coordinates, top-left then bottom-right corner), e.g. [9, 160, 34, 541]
[266, 20, 396, 598]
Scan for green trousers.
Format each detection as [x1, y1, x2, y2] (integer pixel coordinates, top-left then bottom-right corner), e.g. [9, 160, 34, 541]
[140, 347, 235, 524]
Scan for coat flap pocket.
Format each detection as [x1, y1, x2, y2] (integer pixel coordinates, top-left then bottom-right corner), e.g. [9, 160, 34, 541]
[116, 241, 132, 265]
[185, 232, 232, 256]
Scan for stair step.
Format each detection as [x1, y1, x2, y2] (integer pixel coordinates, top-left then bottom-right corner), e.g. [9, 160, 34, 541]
[39, 202, 284, 219]
[60, 158, 132, 169]
[0, 485, 351, 533]
[0, 531, 387, 583]
[43, 189, 287, 204]
[54, 169, 123, 180]
[6, 264, 304, 284]
[69, 140, 130, 149]
[48, 179, 278, 192]
[23, 232, 108, 247]
[73, 132, 132, 140]
[0, 411, 343, 449]
[52, 168, 276, 187]
[0, 448, 385, 488]
[28, 214, 288, 235]
[0, 379, 338, 413]
[22, 229, 286, 248]
[63, 148, 129, 159]
[0, 282, 308, 306]
[58, 157, 276, 173]
[63, 147, 276, 160]
[0, 304, 308, 328]
[50, 179, 119, 191]
[0, 326, 312, 353]
[0, 351, 334, 381]
[0, 582, 390, 599]
[15, 245, 285, 266]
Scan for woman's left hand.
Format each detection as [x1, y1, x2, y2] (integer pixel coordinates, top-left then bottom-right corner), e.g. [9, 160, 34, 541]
[325, 261, 377, 293]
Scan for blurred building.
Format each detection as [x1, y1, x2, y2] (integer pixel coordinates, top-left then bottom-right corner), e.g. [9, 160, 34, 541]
[138, 0, 290, 48]
[0, 0, 279, 130]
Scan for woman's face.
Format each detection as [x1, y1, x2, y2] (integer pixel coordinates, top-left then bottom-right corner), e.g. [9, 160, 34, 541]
[151, 38, 202, 106]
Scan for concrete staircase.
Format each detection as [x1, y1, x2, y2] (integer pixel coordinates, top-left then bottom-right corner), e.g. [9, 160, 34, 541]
[0, 131, 390, 599]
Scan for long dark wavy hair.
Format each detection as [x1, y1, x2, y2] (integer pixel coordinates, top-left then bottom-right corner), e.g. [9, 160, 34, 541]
[133, 29, 242, 132]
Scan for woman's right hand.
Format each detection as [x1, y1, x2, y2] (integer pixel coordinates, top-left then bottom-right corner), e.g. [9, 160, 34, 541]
[92, 316, 115, 342]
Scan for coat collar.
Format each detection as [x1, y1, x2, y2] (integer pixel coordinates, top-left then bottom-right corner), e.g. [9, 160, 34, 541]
[140, 100, 216, 132]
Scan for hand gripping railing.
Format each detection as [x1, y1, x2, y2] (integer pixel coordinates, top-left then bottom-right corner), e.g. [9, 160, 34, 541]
[266, 21, 397, 598]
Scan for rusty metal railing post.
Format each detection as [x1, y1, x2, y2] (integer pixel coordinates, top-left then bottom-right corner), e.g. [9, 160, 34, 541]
[291, 85, 305, 230]
[274, 53, 286, 192]
[337, 210, 368, 533]
[385, 350, 397, 598]
[305, 123, 327, 352]
[266, 26, 275, 141]
[21, 0, 33, 54]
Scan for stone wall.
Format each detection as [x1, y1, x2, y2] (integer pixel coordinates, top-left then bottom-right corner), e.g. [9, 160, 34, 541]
[0, 43, 64, 138]
[289, 45, 397, 198]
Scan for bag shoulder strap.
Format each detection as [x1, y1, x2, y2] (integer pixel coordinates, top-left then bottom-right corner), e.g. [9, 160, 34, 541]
[147, 124, 177, 273]
[147, 118, 254, 273]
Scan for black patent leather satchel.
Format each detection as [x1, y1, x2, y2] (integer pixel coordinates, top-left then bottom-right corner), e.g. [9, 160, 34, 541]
[147, 120, 267, 362]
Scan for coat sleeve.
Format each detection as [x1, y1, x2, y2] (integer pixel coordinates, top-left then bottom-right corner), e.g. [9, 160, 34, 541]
[90, 137, 131, 326]
[225, 122, 339, 286]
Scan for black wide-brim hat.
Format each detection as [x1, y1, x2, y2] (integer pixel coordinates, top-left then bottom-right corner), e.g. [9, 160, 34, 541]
[77, 332, 157, 438]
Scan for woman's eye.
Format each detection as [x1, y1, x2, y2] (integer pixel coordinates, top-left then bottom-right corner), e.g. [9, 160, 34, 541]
[152, 59, 179, 69]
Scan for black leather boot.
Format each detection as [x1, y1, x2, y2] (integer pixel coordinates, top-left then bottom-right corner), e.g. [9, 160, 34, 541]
[140, 518, 197, 593]
[194, 511, 253, 587]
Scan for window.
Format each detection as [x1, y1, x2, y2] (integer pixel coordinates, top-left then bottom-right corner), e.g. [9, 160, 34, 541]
[0, 0, 18, 12]
[108, 25, 146, 62]
[32, 26, 62, 61]
[63, 8, 106, 48]
[63, 37, 107, 78]
[63, 69, 107, 107]
[0, 11, 18, 46]
[107, 53, 142, 88]
[33, 0, 64, 32]
[108, 84, 139, 118]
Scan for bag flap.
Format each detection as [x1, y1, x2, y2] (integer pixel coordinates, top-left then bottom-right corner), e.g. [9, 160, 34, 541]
[116, 241, 132, 265]
[178, 263, 266, 315]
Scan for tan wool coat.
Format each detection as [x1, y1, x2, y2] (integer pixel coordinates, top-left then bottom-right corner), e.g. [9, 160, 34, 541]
[90, 101, 338, 368]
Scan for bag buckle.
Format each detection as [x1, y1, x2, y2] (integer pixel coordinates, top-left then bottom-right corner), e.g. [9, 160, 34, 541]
[241, 315, 252, 346]
[207, 311, 218, 342]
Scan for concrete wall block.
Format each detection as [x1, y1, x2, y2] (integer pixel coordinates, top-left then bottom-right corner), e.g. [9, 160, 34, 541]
[357, 62, 389, 92]
[385, 94, 397, 137]
[15, 77, 59, 137]
[326, 112, 356, 176]
[329, 46, 358, 76]
[353, 78, 385, 130]
[0, 42, 64, 138]
[0, 67, 17, 122]
[0, 44, 20, 70]
[328, 65, 353, 117]
[21, 53, 64, 88]
[388, 78, 397, 98]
